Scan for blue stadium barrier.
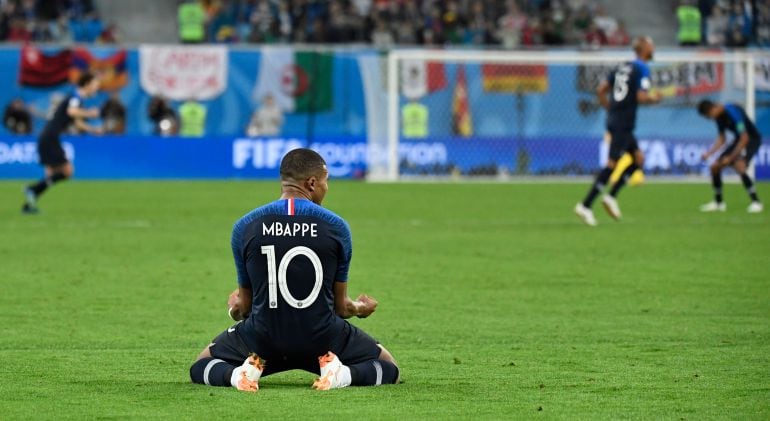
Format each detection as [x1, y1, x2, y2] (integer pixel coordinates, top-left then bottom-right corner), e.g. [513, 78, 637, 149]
[2, 134, 767, 179]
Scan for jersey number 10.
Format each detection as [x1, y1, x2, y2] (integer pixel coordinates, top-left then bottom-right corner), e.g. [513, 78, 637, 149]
[261, 245, 323, 309]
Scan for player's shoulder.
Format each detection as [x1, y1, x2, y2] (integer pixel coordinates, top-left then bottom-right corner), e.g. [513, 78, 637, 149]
[631, 59, 650, 74]
[232, 199, 286, 231]
[295, 200, 350, 231]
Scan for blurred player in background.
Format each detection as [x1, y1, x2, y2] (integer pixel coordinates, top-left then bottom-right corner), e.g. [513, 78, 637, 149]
[575, 36, 662, 226]
[696, 100, 763, 213]
[189, 148, 399, 392]
[22, 72, 102, 214]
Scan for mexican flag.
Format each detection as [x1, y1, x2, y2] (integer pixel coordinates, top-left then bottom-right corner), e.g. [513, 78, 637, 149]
[254, 47, 333, 113]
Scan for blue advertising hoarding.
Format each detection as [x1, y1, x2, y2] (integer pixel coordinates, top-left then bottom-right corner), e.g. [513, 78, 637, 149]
[2, 134, 767, 180]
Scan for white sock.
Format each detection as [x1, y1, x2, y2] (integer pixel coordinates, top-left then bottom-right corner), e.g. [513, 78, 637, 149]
[230, 366, 244, 387]
[336, 365, 352, 388]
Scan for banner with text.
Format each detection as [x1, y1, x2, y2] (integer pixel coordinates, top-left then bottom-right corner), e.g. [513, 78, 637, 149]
[1, 135, 768, 180]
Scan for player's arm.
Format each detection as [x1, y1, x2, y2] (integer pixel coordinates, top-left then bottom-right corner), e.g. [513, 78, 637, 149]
[636, 65, 661, 105]
[702, 133, 726, 161]
[67, 102, 100, 119]
[73, 117, 103, 135]
[596, 80, 610, 110]
[227, 287, 252, 321]
[722, 132, 750, 164]
[333, 281, 377, 319]
[637, 89, 661, 105]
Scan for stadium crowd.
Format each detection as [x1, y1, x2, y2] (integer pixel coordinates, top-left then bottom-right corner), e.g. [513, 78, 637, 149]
[0, 0, 118, 43]
[680, 0, 770, 47]
[180, 0, 633, 47]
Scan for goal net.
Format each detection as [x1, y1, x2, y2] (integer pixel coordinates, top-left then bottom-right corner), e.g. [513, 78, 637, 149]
[369, 50, 757, 181]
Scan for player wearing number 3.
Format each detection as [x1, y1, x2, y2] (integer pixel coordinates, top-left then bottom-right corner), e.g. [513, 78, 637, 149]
[575, 36, 662, 226]
[190, 149, 399, 391]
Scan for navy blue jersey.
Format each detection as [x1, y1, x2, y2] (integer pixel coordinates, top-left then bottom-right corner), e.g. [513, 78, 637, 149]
[40, 92, 82, 138]
[716, 104, 761, 141]
[231, 197, 352, 354]
[606, 59, 651, 131]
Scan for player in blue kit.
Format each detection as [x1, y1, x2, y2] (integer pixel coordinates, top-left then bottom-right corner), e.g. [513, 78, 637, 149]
[697, 100, 763, 213]
[575, 37, 662, 226]
[21, 72, 102, 214]
[190, 148, 399, 392]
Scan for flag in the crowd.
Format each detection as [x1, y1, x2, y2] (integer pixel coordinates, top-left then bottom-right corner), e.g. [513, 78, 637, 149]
[481, 64, 548, 93]
[254, 47, 333, 113]
[401, 59, 447, 99]
[18, 45, 72, 86]
[70, 48, 128, 91]
[452, 65, 473, 137]
[139, 45, 228, 101]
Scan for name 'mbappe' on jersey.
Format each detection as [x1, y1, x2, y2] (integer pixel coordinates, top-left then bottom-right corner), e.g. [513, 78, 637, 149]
[230, 197, 353, 351]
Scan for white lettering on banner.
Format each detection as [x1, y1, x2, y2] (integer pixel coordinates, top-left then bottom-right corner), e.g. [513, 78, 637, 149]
[0, 142, 74, 164]
[232, 138, 304, 169]
[400, 143, 448, 166]
[757, 145, 770, 166]
[233, 138, 449, 175]
[639, 140, 671, 170]
[309, 142, 368, 177]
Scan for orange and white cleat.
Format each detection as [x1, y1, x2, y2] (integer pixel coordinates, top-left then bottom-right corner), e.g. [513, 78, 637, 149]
[235, 354, 264, 392]
[312, 351, 351, 391]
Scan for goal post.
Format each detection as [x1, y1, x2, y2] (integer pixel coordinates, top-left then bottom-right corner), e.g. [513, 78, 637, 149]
[373, 49, 757, 182]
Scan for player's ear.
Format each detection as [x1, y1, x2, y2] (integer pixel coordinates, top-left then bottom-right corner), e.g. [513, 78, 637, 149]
[305, 175, 317, 192]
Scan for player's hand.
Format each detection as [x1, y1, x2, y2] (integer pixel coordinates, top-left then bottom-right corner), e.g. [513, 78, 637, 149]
[227, 288, 239, 309]
[701, 151, 710, 161]
[356, 294, 378, 318]
[87, 108, 100, 118]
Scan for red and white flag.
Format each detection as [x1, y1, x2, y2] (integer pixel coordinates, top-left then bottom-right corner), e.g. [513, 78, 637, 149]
[401, 59, 447, 99]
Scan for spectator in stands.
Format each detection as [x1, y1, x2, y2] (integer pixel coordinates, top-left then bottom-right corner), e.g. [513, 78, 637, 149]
[101, 92, 126, 134]
[725, 1, 752, 47]
[584, 21, 607, 47]
[592, 5, 618, 39]
[705, 4, 727, 46]
[179, 97, 207, 137]
[497, 1, 527, 49]
[370, 16, 393, 47]
[246, 93, 283, 137]
[465, 1, 492, 45]
[3, 98, 33, 134]
[607, 19, 631, 46]
[147, 95, 178, 136]
[758, 2, 770, 46]
[677, 0, 702, 46]
[178, 0, 207, 43]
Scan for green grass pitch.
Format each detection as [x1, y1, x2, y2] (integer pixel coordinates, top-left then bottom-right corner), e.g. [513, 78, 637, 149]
[0, 180, 768, 419]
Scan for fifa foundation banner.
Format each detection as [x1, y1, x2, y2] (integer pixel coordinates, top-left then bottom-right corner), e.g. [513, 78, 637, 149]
[1, 135, 769, 180]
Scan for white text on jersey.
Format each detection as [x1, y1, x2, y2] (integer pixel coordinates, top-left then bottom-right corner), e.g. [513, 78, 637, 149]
[263, 222, 318, 237]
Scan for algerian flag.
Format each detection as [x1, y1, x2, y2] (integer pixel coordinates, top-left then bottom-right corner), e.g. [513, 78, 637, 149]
[254, 47, 333, 113]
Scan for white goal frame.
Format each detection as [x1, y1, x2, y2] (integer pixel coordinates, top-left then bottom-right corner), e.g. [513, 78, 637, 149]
[377, 49, 756, 182]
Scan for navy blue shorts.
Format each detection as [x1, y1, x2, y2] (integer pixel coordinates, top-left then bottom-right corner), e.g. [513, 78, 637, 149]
[37, 135, 68, 167]
[719, 138, 760, 164]
[607, 129, 639, 161]
[207, 320, 382, 376]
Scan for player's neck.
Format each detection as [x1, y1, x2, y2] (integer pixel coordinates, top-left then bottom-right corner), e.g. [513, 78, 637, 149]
[280, 187, 313, 202]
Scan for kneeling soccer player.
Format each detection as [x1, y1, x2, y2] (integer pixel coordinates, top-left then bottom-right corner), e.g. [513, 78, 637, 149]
[696, 100, 763, 213]
[190, 148, 399, 391]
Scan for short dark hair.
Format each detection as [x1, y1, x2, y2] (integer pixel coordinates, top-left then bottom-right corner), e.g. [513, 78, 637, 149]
[697, 99, 715, 116]
[280, 148, 326, 181]
[76, 72, 96, 87]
